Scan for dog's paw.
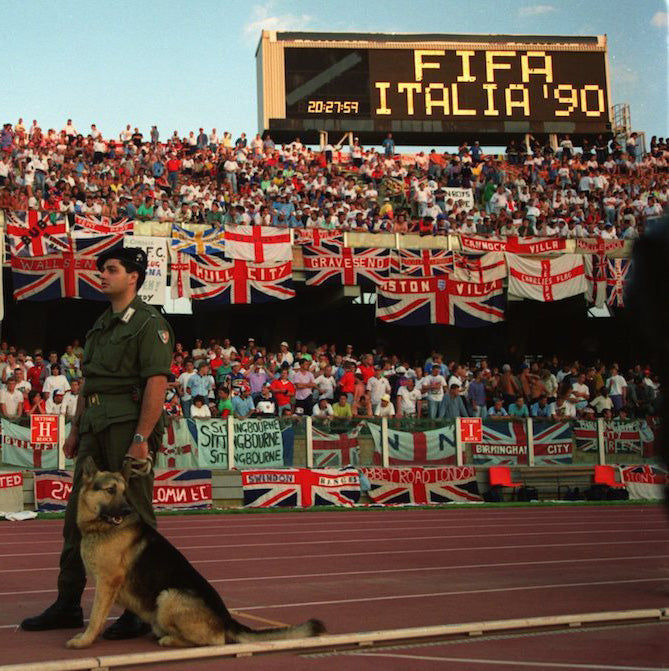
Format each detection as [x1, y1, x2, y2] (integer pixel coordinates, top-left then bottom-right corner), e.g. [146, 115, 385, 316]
[66, 633, 92, 649]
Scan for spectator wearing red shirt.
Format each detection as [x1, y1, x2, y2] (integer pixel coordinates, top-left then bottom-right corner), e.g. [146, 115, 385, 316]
[357, 354, 375, 384]
[27, 352, 46, 393]
[270, 367, 295, 413]
[338, 362, 356, 403]
[166, 153, 181, 192]
[170, 353, 184, 377]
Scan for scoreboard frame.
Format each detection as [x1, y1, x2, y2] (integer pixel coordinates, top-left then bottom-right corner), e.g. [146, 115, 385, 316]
[256, 31, 613, 145]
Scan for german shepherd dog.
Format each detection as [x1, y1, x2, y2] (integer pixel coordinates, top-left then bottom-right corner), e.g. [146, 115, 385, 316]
[66, 458, 325, 649]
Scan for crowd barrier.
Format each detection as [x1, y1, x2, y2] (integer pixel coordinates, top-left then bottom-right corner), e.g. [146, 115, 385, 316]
[0, 415, 660, 471]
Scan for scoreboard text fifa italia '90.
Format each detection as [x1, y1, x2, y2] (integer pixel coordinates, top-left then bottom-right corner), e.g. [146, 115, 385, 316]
[257, 32, 612, 144]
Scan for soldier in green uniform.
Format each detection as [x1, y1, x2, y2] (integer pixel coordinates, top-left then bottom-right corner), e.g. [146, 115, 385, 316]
[21, 247, 174, 640]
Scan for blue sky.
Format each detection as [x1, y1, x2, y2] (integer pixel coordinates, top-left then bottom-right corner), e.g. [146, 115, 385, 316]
[3, 0, 667, 143]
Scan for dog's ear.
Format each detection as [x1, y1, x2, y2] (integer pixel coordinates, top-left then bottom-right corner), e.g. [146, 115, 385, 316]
[81, 456, 98, 481]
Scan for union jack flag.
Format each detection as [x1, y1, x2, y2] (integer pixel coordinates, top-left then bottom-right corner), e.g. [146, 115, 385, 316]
[605, 258, 631, 308]
[583, 254, 606, 308]
[392, 248, 453, 277]
[303, 240, 390, 287]
[171, 224, 226, 256]
[531, 420, 574, 465]
[293, 229, 343, 246]
[470, 419, 530, 466]
[574, 419, 653, 455]
[452, 251, 506, 283]
[312, 423, 363, 467]
[170, 249, 294, 304]
[361, 466, 482, 504]
[152, 470, 212, 511]
[72, 215, 134, 236]
[377, 275, 505, 327]
[241, 467, 360, 507]
[5, 211, 71, 257]
[11, 234, 123, 301]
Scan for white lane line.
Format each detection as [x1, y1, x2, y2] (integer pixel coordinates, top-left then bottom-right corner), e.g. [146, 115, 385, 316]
[0, 555, 666, 594]
[1, 539, 668, 573]
[0, 577, 665, 624]
[0, 518, 665, 539]
[0, 527, 667, 556]
[349, 652, 669, 670]
[236, 577, 668, 611]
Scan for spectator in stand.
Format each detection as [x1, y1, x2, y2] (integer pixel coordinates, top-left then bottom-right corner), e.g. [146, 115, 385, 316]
[293, 359, 316, 416]
[552, 395, 576, 420]
[270, 366, 295, 415]
[508, 395, 529, 418]
[375, 393, 395, 417]
[332, 393, 353, 419]
[187, 362, 214, 404]
[61, 380, 80, 419]
[442, 384, 468, 419]
[217, 387, 233, 418]
[1, 377, 24, 419]
[45, 389, 65, 415]
[467, 369, 487, 418]
[530, 394, 554, 418]
[232, 386, 255, 419]
[246, 358, 271, 400]
[606, 365, 628, 412]
[312, 397, 334, 419]
[366, 365, 391, 414]
[255, 384, 277, 417]
[190, 395, 211, 419]
[423, 364, 447, 419]
[177, 360, 196, 418]
[60, 345, 81, 382]
[352, 393, 372, 418]
[488, 398, 508, 417]
[42, 364, 70, 397]
[396, 377, 422, 418]
[25, 389, 46, 415]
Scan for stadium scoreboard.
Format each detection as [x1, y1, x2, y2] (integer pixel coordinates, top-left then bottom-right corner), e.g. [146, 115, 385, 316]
[256, 32, 612, 144]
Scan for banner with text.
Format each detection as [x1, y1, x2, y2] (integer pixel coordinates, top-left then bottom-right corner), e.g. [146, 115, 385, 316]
[1, 419, 72, 469]
[125, 236, 168, 305]
[242, 467, 360, 507]
[361, 466, 482, 504]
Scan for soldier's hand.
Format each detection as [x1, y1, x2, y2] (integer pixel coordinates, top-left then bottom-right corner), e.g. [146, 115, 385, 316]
[63, 432, 78, 459]
[126, 441, 149, 462]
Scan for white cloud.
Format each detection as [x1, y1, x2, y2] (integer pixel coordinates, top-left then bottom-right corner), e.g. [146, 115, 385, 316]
[244, 3, 312, 42]
[650, 11, 667, 28]
[518, 5, 557, 17]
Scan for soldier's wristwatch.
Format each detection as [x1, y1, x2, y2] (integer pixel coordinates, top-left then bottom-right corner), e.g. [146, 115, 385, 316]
[133, 433, 145, 444]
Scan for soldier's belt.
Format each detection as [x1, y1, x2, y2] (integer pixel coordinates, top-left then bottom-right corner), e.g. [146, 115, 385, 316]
[84, 392, 137, 407]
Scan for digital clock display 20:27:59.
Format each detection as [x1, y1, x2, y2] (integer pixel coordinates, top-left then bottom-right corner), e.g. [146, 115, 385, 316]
[305, 100, 360, 114]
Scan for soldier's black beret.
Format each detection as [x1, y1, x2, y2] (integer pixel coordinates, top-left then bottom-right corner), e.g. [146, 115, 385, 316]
[96, 247, 148, 273]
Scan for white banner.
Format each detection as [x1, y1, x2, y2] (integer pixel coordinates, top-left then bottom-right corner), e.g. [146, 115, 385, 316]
[125, 236, 167, 305]
[506, 253, 587, 301]
[440, 188, 474, 209]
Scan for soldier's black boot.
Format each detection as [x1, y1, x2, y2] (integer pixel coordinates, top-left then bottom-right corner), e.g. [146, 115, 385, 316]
[21, 600, 83, 631]
[102, 609, 151, 640]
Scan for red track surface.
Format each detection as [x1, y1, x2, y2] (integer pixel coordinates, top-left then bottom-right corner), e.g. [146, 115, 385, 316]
[0, 505, 668, 670]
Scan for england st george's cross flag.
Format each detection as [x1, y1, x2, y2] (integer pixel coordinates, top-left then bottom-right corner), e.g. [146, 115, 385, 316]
[506, 253, 587, 301]
[224, 224, 292, 263]
[169, 249, 294, 304]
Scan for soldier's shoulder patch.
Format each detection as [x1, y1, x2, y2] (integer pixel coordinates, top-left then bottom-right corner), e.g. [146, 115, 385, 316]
[158, 330, 170, 344]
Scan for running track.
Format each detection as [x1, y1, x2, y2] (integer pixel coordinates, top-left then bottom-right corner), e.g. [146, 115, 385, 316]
[0, 505, 667, 670]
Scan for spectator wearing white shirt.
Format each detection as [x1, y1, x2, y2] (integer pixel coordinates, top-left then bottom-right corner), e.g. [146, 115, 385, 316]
[312, 398, 334, 418]
[375, 394, 395, 417]
[190, 395, 211, 418]
[396, 378, 422, 418]
[606, 366, 627, 412]
[61, 380, 80, 419]
[42, 364, 70, 397]
[0, 378, 24, 419]
[45, 389, 65, 415]
[366, 366, 391, 413]
[314, 365, 336, 401]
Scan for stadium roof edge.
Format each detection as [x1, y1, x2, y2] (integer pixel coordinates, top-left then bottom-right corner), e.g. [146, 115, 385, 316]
[269, 31, 604, 44]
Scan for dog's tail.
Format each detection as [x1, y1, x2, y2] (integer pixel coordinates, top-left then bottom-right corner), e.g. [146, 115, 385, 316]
[228, 618, 326, 643]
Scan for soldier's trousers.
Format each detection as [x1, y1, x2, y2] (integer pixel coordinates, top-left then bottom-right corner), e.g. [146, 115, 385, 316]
[57, 421, 158, 605]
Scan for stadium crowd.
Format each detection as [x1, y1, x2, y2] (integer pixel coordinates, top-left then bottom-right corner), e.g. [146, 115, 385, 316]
[0, 338, 660, 425]
[0, 119, 667, 239]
